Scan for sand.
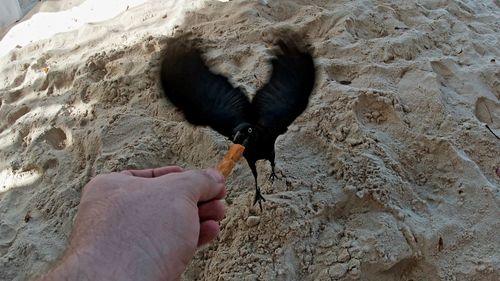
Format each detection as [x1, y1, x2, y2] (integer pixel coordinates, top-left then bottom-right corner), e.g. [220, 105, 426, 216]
[0, 0, 499, 280]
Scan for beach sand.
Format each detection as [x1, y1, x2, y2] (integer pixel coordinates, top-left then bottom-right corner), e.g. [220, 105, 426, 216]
[0, 0, 499, 280]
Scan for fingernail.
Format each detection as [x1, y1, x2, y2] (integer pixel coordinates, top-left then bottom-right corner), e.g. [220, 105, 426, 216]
[207, 169, 224, 183]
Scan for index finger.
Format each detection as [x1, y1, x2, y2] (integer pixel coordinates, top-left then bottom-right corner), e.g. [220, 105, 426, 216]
[121, 166, 183, 178]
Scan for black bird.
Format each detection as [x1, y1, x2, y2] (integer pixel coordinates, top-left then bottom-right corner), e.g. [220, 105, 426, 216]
[160, 33, 316, 209]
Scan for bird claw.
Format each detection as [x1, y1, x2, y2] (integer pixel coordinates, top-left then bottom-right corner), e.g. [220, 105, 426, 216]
[268, 172, 278, 183]
[253, 189, 266, 211]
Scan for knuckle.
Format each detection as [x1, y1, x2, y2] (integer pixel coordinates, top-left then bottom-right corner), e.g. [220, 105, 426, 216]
[183, 169, 210, 182]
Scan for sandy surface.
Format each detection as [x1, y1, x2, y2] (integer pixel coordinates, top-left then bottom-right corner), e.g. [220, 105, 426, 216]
[1, 0, 499, 280]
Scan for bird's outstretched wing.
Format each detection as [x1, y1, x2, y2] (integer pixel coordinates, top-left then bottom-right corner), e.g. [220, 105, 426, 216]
[251, 37, 316, 135]
[160, 36, 251, 138]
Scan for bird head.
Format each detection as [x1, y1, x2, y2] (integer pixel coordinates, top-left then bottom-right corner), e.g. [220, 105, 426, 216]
[232, 123, 254, 147]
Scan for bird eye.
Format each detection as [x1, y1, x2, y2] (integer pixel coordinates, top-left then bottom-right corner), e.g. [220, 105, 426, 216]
[248, 128, 253, 133]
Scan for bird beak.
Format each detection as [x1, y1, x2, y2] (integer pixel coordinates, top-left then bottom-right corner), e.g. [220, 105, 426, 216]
[233, 131, 242, 143]
[233, 131, 249, 147]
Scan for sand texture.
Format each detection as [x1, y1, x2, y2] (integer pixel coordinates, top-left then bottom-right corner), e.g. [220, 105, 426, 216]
[1, 0, 499, 280]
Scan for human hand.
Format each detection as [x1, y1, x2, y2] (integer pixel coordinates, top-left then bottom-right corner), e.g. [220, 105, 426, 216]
[41, 166, 226, 281]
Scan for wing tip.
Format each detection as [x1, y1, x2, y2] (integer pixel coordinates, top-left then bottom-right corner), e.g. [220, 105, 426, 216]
[160, 33, 203, 68]
[269, 29, 317, 93]
[263, 28, 313, 57]
[265, 28, 316, 82]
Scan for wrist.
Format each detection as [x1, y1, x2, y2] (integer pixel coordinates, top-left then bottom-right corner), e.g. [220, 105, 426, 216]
[40, 241, 174, 281]
[40, 246, 133, 281]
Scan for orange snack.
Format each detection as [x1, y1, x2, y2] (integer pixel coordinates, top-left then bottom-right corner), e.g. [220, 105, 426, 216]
[217, 144, 245, 177]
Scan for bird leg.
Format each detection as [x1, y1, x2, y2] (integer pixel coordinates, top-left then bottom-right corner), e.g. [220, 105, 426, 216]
[249, 162, 266, 211]
[268, 151, 278, 183]
[254, 182, 266, 211]
[269, 161, 278, 183]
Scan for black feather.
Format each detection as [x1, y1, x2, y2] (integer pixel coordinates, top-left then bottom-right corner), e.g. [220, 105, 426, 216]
[160, 37, 251, 138]
[252, 39, 316, 135]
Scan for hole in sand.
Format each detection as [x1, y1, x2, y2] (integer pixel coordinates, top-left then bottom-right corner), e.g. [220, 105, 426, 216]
[7, 106, 30, 124]
[353, 93, 399, 126]
[43, 159, 59, 170]
[5, 90, 23, 103]
[475, 97, 499, 125]
[41, 127, 67, 150]
[326, 64, 359, 84]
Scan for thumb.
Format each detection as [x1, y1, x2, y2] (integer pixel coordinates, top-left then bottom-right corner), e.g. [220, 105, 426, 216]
[193, 169, 226, 202]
